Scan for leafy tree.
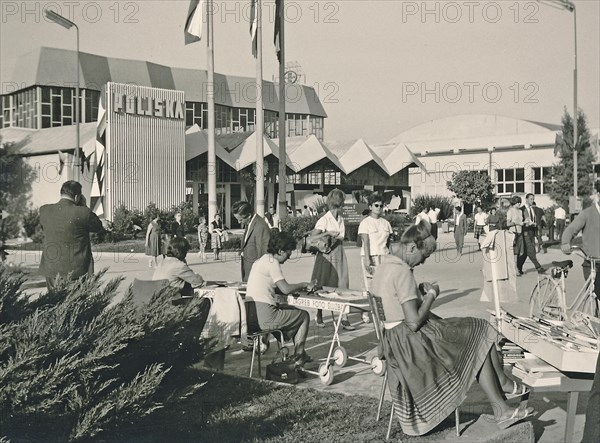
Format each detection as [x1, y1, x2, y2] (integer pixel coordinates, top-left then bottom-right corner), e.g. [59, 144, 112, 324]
[545, 108, 596, 208]
[446, 170, 494, 206]
[0, 136, 36, 239]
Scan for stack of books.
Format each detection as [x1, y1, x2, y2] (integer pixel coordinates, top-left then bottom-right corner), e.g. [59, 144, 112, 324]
[501, 342, 525, 364]
[511, 356, 562, 387]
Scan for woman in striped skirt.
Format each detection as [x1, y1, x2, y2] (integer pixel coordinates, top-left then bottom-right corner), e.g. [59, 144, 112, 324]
[370, 221, 533, 436]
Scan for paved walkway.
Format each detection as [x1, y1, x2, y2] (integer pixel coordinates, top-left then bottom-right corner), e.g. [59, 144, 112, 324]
[6, 232, 592, 442]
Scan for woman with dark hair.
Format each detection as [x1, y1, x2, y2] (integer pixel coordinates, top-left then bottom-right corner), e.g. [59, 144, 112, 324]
[246, 231, 316, 366]
[310, 189, 353, 329]
[152, 236, 205, 296]
[210, 213, 227, 260]
[145, 210, 162, 268]
[371, 221, 533, 436]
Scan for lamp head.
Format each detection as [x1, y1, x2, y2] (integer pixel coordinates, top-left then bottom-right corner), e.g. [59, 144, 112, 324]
[45, 9, 75, 29]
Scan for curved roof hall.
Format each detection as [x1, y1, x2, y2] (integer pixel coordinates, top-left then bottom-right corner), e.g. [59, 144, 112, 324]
[388, 114, 561, 154]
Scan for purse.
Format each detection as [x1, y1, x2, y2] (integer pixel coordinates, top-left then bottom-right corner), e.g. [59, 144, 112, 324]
[302, 232, 332, 254]
[265, 360, 299, 384]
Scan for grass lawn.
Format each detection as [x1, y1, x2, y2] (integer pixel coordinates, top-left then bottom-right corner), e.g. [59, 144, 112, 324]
[85, 368, 467, 443]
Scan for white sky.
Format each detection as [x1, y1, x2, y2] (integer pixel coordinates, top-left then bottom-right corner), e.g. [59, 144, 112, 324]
[1, 0, 599, 143]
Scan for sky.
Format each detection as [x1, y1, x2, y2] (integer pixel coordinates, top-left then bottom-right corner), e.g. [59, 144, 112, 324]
[1, 0, 599, 144]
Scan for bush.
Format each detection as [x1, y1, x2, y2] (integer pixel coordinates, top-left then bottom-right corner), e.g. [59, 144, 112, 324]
[410, 195, 455, 221]
[280, 215, 319, 241]
[22, 208, 40, 238]
[0, 266, 211, 441]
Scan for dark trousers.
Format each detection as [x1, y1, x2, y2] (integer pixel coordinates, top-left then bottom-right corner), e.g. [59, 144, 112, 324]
[556, 219, 565, 240]
[430, 222, 438, 240]
[517, 230, 542, 272]
[582, 352, 600, 443]
[582, 260, 600, 301]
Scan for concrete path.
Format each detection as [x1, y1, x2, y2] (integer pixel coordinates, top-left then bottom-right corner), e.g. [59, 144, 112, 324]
[6, 232, 592, 442]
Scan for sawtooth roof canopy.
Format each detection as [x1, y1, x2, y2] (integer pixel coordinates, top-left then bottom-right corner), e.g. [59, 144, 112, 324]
[184, 128, 423, 176]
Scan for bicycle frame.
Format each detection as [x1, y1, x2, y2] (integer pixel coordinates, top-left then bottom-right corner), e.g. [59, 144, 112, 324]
[558, 252, 598, 320]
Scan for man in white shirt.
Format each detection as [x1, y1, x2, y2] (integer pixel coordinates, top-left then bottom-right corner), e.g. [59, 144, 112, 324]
[427, 207, 441, 239]
[554, 205, 567, 241]
[415, 207, 431, 225]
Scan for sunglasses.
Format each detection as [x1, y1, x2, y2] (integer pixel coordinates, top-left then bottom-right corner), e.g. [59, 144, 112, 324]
[372, 203, 383, 208]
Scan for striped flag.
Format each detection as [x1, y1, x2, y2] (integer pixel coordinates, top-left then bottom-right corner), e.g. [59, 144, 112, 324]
[274, 0, 281, 62]
[250, 0, 258, 57]
[185, 0, 204, 44]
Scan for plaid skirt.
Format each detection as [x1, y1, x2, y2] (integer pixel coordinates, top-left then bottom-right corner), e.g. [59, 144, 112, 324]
[474, 224, 485, 239]
[382, 317, 495, 436]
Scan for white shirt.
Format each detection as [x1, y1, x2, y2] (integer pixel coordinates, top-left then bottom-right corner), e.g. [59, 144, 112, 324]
[315, 211, 345, 240]
[358, 216, 393, 256]
[555, 207, 566, 220]
[415, 211, 431, 225]
[244, 214, 258, 244]
[474, 212, 488, 226]
[246, 254, 285, 306]
[427, 208, 441, 223]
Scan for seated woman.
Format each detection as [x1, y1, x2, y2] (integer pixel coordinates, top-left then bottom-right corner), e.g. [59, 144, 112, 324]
[371, 221, 533, 436]
[246, 231, 315, 366]
[152, 237, 205, 296]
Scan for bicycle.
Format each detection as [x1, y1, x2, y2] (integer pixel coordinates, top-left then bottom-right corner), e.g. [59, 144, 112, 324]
[529, 246, 599, 325]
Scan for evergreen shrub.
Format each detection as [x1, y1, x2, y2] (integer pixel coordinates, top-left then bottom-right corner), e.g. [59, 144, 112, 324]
[0, 266, 211, 441]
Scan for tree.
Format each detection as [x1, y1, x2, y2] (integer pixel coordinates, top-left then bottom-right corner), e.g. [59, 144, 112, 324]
[545, 108, 596, 208]
[0, 136, 36, 239]
[447, 170, 494, 206]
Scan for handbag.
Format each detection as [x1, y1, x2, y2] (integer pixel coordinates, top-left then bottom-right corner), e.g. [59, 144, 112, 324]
[302, 232, 332, 254]
[265, 360, 299, 384]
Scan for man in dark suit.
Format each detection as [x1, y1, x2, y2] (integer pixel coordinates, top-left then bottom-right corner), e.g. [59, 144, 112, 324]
[531, 201, 546, 253]
[39, 181, 104, 288]
[518, 193, 545, 274]
[232, 201, 270, 282]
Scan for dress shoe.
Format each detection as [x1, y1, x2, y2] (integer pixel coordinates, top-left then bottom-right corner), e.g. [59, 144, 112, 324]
[341, 320, 356, 331]
[537, 267, 546, 274]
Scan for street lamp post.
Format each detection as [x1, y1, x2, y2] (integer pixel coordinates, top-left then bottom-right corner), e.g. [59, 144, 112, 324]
[45, 9, 80, 182]
[540, 0, 578, 199]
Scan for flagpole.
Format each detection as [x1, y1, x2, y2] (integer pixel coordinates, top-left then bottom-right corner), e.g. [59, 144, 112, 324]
[207, 0, 217, 224]
[277, 0, 287, 220]
[255, 0, 265, 217]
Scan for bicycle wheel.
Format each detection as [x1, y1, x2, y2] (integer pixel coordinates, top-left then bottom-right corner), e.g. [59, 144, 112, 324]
[570, 281, 600, 319]
[529, 276, 565, 320]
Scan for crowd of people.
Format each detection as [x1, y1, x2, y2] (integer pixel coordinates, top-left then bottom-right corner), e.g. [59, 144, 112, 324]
[35, 181, 600, 438]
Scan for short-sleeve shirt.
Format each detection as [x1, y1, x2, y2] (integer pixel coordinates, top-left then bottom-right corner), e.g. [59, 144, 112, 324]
[370, 255, 421, 322]
[358, 216, 393, 256]
[246, 254, 285, 306]
[315, 211, 345, 240]
[474, 212, 488, 226]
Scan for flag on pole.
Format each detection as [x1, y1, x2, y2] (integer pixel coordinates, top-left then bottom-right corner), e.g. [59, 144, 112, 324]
[274, 0, 281, 62]
[185, 0, 204, 44]
[554, 133, 568, 157]
[250, 0, 258, 57]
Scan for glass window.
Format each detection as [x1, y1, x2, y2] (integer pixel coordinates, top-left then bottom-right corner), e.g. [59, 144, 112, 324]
[496, 168, 526, 195]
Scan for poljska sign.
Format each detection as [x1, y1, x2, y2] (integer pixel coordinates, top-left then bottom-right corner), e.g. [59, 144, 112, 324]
[112, 93, 184, 120]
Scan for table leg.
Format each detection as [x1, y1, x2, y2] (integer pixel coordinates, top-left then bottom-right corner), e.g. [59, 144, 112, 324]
[564, 391, 579, 443]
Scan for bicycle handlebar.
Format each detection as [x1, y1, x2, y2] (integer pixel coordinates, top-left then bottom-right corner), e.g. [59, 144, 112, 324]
[570, 246, 600, 263]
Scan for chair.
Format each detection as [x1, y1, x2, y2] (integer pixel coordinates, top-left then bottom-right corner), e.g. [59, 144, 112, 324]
[244, 300, 288, 378]
[130, 278, 169, 307]
[366, 292, 461, 439]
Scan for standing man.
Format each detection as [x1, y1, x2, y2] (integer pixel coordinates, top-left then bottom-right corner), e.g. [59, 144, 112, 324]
[39, 181, 103, 289]
[561, 182, 600, 302]
[554, 204, 567, 241]
[563, 182, 600, 443]
[453, 206, 467, 257]
[232, 201, 271, 282]
[531, 201, 546, 253]
[517, 194, 545, 274]
[427, 207, 441, 239]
